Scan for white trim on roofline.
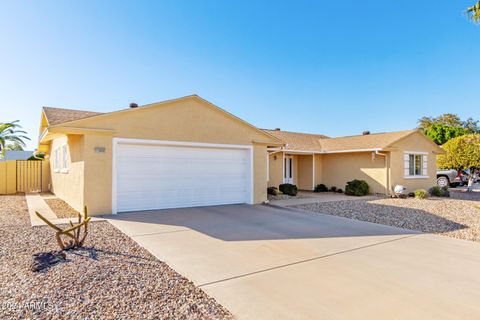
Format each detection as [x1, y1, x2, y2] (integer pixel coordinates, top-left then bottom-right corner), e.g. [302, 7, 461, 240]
[114, 138, 253, 150]
[271, 148, 383, 155]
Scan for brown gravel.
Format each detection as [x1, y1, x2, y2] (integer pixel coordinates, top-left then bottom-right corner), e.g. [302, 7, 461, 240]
[44, 198, 80, 218]
[295, 194, 480, 243]
[267, 192, 313, 201]
[0, 195, 233, 319]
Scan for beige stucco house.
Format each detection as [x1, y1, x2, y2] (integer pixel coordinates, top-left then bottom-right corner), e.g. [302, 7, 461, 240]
[38, 95, 283, 215]
[265, 129, 444, 194]
[37, 95, 443, 216]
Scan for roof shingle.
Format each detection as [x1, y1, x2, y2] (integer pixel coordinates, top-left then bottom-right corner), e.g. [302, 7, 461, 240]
[43, 107, 103, 126]
[262, 129, 417, 152]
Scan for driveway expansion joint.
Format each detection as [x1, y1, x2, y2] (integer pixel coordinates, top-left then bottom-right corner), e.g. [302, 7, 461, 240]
[131, 229, 191, 238]
[198, 234, 419, 288]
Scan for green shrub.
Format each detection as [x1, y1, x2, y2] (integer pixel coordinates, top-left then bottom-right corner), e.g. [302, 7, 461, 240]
[414, 189, 428, 199]
[345, 179, 369, 196]
[428, 186, 450, 197]
[279, 183, 298, 196]
[330, 186, 337, 192]
[336, 188, 343, 193]
[314, 184, 328, 192]
[430, 186, 443, 197]
[267, 187, 278, 196]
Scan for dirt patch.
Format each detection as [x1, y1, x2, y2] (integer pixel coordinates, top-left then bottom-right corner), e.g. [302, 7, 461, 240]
[44, 198, 80, 218]
[0, 195, 232, 319]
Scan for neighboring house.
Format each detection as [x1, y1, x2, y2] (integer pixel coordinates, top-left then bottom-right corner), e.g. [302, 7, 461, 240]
[37, 95, 444, 216]
[0, 150, 34, 161]
[38, 95, 282, 215]
[265, 129, 444, 194]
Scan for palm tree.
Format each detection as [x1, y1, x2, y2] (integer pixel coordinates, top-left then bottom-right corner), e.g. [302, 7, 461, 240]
[0, 120, 30, 156]
[467, 1, 480, 23]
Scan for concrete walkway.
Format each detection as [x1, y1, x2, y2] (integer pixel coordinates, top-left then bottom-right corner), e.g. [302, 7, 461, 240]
[105, 204, 480, 320]
[26, 194, 104, 226]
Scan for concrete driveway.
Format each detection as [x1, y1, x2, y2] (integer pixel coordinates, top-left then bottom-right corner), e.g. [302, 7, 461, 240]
[106, 204, 480, 320]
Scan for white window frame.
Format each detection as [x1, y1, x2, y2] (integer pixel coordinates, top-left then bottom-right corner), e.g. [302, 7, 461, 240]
[53, 148, 60, 173]
[60, 144, 69, 173]
[404, 151, 428, 179]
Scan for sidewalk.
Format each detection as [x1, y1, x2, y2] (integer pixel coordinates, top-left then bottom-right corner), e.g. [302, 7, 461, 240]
[25, 194, 104, 227]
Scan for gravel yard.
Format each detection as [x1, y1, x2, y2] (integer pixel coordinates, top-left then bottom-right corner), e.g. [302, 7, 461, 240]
[267, 191, 314, 201]
[295, 191, 480, 243]
[44, 198, 79, 218]
[0, 195, 232, 319]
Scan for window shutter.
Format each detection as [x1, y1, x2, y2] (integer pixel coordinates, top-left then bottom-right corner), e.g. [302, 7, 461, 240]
[422, 155, 428, 176]
[404, 154, 410, 176]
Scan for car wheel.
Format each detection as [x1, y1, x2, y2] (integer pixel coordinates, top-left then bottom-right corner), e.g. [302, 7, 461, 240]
[437, 176, 449, 188]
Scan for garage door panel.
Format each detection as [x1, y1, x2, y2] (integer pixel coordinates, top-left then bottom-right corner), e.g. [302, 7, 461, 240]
[115, 142, 251, 212]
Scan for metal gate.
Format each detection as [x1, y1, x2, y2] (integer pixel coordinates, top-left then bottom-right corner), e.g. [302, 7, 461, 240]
[16, 160, 42, 193]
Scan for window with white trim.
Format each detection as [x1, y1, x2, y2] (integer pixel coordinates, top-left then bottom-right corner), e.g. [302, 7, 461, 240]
[404, 152, 428, 178]
[54, 148, 60, 172]
[61, 144, 68, 172]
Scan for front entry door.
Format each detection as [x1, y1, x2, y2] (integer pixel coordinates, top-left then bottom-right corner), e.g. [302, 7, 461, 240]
[284, 155, 293, 184]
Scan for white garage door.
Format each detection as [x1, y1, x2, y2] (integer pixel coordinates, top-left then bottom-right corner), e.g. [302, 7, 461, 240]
[113, 140, 252, 213]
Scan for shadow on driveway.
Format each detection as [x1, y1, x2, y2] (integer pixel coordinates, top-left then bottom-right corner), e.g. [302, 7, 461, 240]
[105, 204, 424, 241]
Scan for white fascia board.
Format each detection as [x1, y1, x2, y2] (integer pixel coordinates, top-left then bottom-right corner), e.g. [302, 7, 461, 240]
[113, 138, 253, 150]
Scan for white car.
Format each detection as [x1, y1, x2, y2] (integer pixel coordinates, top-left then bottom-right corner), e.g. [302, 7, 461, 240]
[436, 169, 467, 188]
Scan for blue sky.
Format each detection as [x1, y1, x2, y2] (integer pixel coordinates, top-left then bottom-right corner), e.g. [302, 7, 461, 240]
[1, 0, 478, 150]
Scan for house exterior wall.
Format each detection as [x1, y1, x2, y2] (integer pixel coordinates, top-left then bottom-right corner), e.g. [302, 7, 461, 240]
[253, 145, 268, 204]
[47, 97, 277, 215]
[268, 153, 283, 188]
[49, 135, 85, 212]
[297, 155, 313, 191]
[314, 154, 323, 189]
[321, 152, 388, 194]
[388, 132, 438, 193]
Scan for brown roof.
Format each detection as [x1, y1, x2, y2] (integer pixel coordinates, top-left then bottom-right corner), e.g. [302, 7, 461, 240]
[263, 129, 418, 152]
[43, 107, 104, 126]
[318, 130, 417, 151]
[263, 129, 329, 151]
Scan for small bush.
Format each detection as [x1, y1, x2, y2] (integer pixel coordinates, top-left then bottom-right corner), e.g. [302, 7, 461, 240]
[314, 184, 329, 192]
[330, 186, 337, 192]
[428, 186, 450, 197]
[441, 186, 450, 197]
[414, 189, 428, 199]
[279, 183, 298, 196]
[345, 179, 369, 196]
[407, 192, 415, 198]
[336, 188, 343, 193]
[267, 187, 278, 196]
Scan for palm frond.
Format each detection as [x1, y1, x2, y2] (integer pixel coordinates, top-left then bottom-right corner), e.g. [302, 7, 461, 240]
[0, 120, 29, 151]
[467, 1, 480, 23]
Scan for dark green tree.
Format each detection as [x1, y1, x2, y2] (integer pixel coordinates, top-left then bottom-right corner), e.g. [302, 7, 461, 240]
[418, 114, 479, 145]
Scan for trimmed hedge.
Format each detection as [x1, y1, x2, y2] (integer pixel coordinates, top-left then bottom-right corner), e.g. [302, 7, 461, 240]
[428, 186, 450, 197]
[279, 183, 298, 196]
[345, 179, 369, 196]
[314, 184, 328, 192]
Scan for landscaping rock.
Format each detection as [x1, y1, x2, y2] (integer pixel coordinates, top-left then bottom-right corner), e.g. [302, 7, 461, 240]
[0, 195, 233, 319]
[31, 251, 66, 272]
[295, 195, 480, 243]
